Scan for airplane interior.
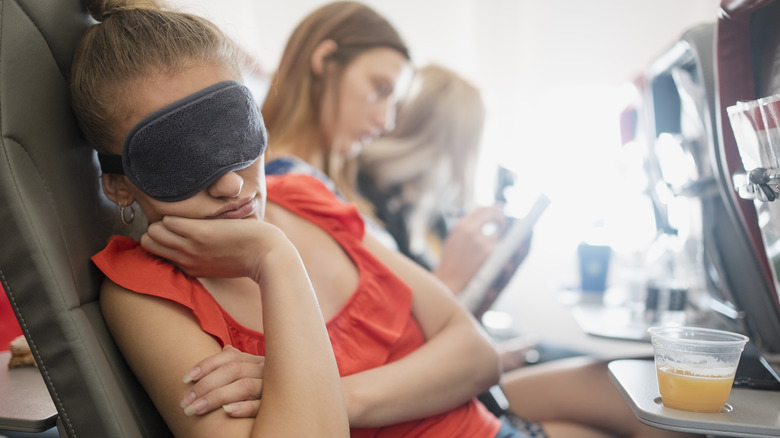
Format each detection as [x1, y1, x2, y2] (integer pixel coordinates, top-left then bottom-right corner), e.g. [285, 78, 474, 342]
[1, 0, 779, 437]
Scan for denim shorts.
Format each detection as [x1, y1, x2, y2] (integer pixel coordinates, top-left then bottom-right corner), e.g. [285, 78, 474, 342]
[495, 414, 548, 438]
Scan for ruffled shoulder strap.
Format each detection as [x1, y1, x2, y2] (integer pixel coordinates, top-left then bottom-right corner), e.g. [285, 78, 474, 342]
[92, 236, 233, 346]
[267, 174, 365, 239]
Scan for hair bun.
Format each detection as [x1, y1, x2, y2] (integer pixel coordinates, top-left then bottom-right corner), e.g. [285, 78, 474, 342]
[84, 0, 161, 22]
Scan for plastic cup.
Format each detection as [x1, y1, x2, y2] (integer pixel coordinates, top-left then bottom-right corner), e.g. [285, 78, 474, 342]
[648, 326, 749, 413]
[758, 94, 780, 166]
[727, 101, 764, 170]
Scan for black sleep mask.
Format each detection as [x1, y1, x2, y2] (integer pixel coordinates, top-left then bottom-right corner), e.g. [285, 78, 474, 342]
[98, 80, 266, 202]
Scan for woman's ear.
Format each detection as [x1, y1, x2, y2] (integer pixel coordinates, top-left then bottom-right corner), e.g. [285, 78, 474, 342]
[101, 174, 135, 206]
[311, 39, 338, 76]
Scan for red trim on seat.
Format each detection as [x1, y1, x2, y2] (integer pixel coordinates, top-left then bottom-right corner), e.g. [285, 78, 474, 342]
[0, 283, 23, 351]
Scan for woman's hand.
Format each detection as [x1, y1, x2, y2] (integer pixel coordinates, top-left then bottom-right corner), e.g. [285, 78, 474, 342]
[140, 216, 289, 282]
[180, 345, 264, 418]
[434, 204, 507, 294]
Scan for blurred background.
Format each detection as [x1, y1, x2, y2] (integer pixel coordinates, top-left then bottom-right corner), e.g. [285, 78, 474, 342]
[168, 0, 722, 356]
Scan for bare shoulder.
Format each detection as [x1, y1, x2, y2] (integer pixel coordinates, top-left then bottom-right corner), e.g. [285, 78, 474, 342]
[98, 278, 223, 382]
[98, 279, 246, 437]
[264, 201, 318, 245]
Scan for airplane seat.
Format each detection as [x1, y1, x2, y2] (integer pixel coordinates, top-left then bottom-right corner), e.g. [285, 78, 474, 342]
[644, 23, 719, 292]
[713, 0, 780, 356]
[0, 0, 171, 436]
[634, 22, 758, 338]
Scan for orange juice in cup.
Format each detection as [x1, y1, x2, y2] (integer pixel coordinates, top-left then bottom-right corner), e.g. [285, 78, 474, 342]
[648, 326, 749, 413]
[656, 366, 736, 413]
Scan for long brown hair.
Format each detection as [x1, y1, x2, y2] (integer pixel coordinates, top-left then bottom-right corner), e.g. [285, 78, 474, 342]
[70, 0, 241, 153]
[261, 1, 409, 177]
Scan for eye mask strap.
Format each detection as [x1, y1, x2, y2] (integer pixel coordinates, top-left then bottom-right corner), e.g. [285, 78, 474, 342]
[98, 153, 124, 175]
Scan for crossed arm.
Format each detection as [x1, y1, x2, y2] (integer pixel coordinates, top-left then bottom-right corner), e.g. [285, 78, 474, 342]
[179, 227, 501, 428]
[344, 233, 501, 426]
[100, 217, 349, 438]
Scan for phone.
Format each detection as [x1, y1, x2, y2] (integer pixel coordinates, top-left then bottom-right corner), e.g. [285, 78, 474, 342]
[458, 194, 550, 314]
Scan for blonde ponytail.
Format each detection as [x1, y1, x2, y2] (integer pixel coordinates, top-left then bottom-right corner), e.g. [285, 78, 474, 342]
[71, 0, 240, 152]
[83, 0, 162, 22]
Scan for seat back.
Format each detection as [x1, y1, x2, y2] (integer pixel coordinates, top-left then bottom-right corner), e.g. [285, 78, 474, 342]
[637, 23, 748, 332]
[713, 0, 780, 355]
[0, 0, 170, 435]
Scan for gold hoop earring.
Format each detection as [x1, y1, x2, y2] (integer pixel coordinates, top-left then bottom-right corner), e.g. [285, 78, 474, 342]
[120, 202, 135, 226]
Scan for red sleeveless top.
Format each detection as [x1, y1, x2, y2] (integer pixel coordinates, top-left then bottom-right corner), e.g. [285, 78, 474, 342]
[92, 174, 501, 438]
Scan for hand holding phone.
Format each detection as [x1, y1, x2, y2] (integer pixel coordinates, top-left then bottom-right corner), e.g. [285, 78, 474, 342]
[457, 194, 550, 314]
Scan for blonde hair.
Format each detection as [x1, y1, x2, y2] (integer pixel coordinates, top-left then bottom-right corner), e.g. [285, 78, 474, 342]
[70, 0, 241, 152]
[261, 1, 409, 186]
[358, 64, 485, 251]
